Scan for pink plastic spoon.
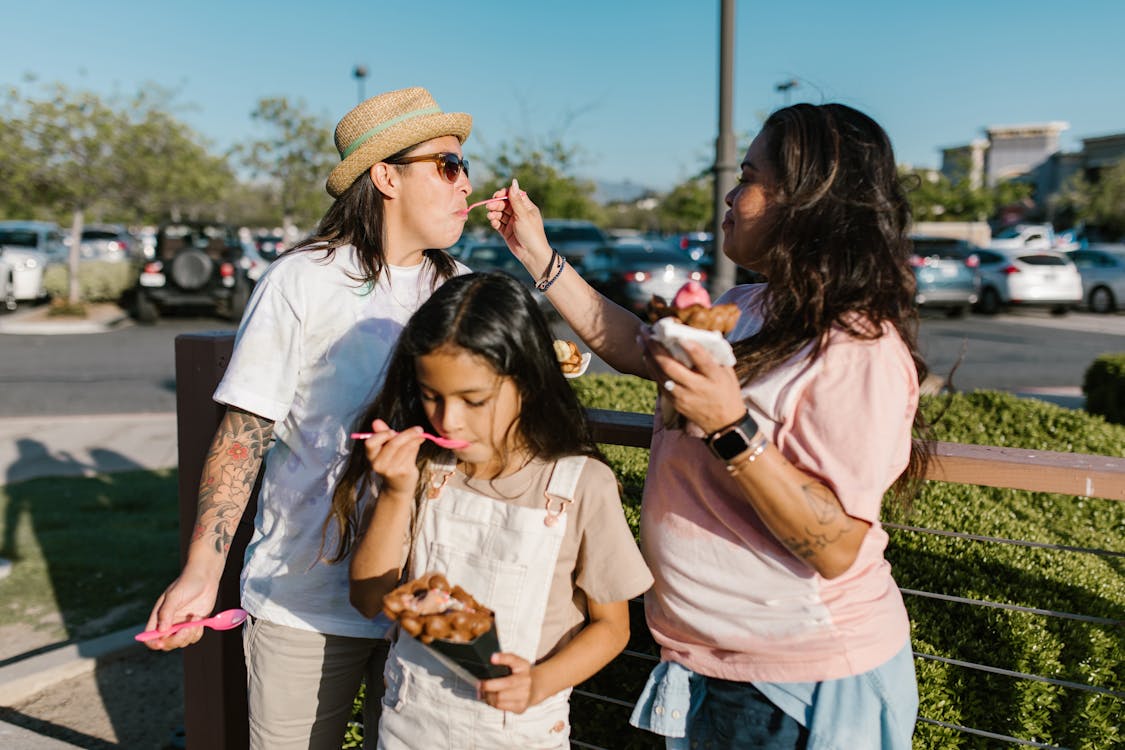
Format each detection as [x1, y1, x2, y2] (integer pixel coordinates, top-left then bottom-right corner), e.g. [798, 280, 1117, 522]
[135, 608, 248, 642]
[461, 195, 509, 214]
[350, 431, 470, 450]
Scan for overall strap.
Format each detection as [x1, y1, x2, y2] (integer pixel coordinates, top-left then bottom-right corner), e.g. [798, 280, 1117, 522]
[545, 455, 587, 501]
[425, 456, 457, 499]
[543, 456, 587, 527]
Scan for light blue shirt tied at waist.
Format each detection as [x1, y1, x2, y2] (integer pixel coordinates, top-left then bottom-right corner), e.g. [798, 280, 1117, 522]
[629, 640, 918, 750]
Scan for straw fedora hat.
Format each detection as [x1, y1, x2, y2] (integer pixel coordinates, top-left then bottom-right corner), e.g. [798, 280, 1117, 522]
[326, 87, 472, 198]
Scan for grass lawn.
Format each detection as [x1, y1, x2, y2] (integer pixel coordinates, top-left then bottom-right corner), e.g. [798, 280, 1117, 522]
[0, 469, 180, 653]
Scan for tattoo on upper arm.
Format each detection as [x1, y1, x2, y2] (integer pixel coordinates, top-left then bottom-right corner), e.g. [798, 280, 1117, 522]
[194, 407, 274, 555]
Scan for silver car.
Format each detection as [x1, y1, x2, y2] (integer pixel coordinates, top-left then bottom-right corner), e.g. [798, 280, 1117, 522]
[78, 225, 138, 262]
[1066, 247, 1125, 313]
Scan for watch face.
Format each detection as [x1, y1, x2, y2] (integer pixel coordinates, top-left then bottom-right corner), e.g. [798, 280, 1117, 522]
[711, 427, 749, 460]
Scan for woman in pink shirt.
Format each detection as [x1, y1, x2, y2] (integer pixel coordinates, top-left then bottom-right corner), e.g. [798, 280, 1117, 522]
[489, 103, 931, 748]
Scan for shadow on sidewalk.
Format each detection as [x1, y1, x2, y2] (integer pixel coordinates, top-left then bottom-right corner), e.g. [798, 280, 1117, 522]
[1, 438, 182, 747]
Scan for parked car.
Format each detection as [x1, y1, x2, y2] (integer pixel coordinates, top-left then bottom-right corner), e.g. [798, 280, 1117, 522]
[542, 219, 613, 271]
[252, 231, 288, 261]
[0, 220, 68, 264]
[458, 240, 555, 318]
[1066, 247, 1125, 313]
[0, 256, 16, 312]
[584, 239, 705, 314]
[0, 221, 63, 302]
[909, 237, 980, 317]
[673, 231, 715, 265]
[990, 223, 1080, 252]
[953, 245, 1083, 315]
[76, 224, 138, 262]
[133, 223, 254, 323]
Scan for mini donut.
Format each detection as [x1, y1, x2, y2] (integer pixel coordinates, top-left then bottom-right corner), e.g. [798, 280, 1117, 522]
[553, 339, 583, 373]
[423, 614, 452, 640]
[426, 572, 451, 592]
[398, 615, 423, 638]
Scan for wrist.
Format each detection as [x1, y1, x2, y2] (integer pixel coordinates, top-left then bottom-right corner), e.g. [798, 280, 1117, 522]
[527, 665, 547, 707]
[181, 553, 226, 583]
[705, 410, 762, 463]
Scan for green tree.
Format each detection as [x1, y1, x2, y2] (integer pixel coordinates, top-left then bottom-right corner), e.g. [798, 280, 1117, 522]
[116, 87, 233, 224]
[0, 86, 40, 220]
[14, 84, 134, 303]
[1054, 159, 1125, 240]
[235, 97, 335, 232]
[901, 168, 1031, 222]
[655, 174, 713, 233]
[468, 138, 603, 229]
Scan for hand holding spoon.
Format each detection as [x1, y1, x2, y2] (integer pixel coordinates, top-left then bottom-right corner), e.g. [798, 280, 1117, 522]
[135, 608, 248, 642]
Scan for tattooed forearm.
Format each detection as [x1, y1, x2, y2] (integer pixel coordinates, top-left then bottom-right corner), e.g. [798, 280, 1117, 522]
[194, 407, 274, 555]
[777, 483, 856, 563]
[803, 482, 847, 526]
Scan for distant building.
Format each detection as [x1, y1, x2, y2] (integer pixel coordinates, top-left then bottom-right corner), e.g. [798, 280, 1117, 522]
[1081, 133, 1125, 179]
[941, 139, 988, 189]
[938, 122, 1125, 211]
[984, 122, 1069, 186]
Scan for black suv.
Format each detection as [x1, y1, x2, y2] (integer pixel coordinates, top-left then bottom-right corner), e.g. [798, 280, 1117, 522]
[133, 223, 253, 323]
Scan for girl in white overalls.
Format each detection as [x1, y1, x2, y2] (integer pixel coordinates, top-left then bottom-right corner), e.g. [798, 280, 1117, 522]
[325, 272, 653, 749]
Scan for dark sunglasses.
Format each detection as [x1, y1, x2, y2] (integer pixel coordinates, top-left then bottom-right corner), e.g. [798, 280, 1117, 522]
[387, 152, 469, 184]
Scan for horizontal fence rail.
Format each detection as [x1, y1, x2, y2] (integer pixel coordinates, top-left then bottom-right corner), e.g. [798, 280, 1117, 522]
[586, 408, 1125, 501]
[175, 337, 1124, 750]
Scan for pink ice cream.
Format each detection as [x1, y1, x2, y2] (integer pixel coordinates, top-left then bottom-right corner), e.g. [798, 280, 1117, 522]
[672, 281, 711, 309]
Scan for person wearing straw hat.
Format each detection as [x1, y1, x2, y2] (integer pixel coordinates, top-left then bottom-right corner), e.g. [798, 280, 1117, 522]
[143, 86, 474, 750]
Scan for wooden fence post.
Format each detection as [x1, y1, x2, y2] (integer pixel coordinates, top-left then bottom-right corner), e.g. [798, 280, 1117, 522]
[175, 332, 251, 750]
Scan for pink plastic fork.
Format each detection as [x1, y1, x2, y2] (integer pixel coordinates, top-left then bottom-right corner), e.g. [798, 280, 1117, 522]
[350, 431, 470, 450]
[462, 195, 509, 214]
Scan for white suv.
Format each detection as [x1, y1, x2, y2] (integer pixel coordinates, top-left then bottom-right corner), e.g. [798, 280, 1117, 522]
[966, 246, 1083, 315]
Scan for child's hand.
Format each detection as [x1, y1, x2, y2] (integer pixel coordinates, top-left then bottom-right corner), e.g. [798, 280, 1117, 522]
[361, 419, 425, 495]
[478, 652, 538, 714]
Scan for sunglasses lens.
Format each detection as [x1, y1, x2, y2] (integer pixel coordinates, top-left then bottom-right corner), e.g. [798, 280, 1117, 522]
[441, 154, 467, 183]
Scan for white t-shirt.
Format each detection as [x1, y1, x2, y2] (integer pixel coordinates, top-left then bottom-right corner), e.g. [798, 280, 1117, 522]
[214, 244, 466, 637]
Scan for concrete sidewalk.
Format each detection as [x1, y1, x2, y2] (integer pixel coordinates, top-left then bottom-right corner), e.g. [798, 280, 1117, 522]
[0, 412, 178, 485]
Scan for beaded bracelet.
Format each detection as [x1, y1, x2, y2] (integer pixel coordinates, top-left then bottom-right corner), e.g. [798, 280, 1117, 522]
[725, 432, 769, 473]
[536, 252, 567, 292]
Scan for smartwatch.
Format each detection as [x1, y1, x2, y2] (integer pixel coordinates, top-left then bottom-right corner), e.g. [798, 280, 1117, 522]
[707, 411, 760, 462]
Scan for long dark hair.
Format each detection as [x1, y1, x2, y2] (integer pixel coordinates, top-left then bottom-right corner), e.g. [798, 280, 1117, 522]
[291, 143, 458, 286]
[323, 272, 605, 562]
[732, 103, 931, 494]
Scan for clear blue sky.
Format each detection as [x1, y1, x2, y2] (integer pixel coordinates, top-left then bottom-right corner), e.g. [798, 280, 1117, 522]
[5, 0, 1122, 192]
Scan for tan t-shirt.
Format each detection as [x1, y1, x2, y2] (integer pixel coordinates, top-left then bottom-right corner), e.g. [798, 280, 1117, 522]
[441, 455, 653, 661]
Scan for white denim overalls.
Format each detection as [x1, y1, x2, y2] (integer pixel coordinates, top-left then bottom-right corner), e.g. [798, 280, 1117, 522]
[377, 455, 587, 750]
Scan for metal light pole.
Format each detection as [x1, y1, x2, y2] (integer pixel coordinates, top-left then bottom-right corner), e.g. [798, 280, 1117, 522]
[353, 65, 368, 103]
[711, 0, 739, 295]
[775, 79, 798, 107]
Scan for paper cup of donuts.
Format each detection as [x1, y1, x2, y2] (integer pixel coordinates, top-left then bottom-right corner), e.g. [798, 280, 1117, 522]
[383, 573, 511, 682]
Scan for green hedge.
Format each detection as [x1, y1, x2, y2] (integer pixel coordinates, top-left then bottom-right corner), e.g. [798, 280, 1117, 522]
[43, 260, 139, 303]
[348, 380, 1125, 750]
[1083, 353, 1125, 425]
